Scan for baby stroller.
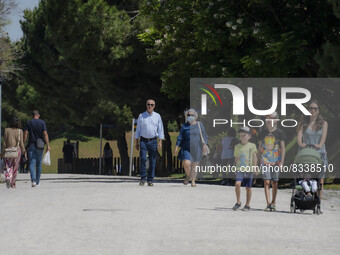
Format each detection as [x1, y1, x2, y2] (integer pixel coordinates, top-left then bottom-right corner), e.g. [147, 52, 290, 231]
[290, 146, 323, 215]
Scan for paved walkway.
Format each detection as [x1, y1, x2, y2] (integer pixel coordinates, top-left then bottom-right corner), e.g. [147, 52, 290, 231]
[0, 174, 339, 255]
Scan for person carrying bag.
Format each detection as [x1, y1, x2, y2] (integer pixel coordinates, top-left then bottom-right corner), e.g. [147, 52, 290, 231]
[174, 109, 208, 187]
[2, 116, 26, 188]
[4, 129, 21, 158]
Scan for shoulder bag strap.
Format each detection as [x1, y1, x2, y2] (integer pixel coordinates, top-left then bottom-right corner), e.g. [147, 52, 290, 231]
[197, 122, 205, 145]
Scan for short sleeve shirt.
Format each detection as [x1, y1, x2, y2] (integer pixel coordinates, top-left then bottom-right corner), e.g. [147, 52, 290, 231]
[234, 142, 257, 172]
[258, 128, 286, 165]
[24, 119, 47, 145]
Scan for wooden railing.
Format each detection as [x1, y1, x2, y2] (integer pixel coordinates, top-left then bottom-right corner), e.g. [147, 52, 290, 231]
[58, 156, 184, 175]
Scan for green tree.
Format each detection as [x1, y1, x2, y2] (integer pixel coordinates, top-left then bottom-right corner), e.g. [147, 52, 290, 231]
[139, 0, 340, 100]
[21, 0, 133, 122]
[20, 0, 179, 174]
[20, 0, 139, 172]
[0, 0, 22, 80]
[316, 0, 340, 77]
[84, 99, 133, 175]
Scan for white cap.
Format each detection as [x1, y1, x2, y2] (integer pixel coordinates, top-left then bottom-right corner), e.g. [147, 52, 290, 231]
[239, 126, 251, 135]
[267, 112, 279, 118]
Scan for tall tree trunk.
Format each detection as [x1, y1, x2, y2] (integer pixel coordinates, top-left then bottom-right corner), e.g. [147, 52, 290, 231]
[155, 119, 172, 177]
[164, 119, 172, 172]
[117, 131, 129, 175]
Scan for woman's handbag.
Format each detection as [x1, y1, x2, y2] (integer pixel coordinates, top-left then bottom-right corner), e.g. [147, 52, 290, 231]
[4, 129, 20, 158]
[198, 122, 210, 156]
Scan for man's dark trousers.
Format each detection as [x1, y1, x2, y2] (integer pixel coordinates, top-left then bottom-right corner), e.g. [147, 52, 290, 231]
[140, 138, 157, 182]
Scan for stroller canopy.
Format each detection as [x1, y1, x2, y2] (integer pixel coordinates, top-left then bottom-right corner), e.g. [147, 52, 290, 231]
[294, 148, 323, 165]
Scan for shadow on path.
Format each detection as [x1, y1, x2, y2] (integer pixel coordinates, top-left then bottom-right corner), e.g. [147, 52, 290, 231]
[197, 207, 316, 215]
[83, 209, 126, 212]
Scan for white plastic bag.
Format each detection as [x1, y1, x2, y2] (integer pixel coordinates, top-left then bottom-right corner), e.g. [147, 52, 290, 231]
[42, 151, 51, 166]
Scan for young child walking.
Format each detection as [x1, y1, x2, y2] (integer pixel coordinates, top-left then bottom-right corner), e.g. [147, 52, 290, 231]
[232, 126, 258, 211]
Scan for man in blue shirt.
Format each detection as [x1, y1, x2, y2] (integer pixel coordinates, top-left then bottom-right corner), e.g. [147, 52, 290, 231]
[23, 110, 50, 187]
[135, 99, 164, 186]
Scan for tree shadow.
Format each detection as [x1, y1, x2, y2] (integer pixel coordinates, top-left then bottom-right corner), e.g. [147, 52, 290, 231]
[197, 207, 316, 215]
[83, 209, 126, 212]
[53, 131, 91, 142]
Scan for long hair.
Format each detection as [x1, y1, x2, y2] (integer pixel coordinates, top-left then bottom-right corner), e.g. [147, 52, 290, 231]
[297, 99, 324, 132]
[9, 116, 21, 129]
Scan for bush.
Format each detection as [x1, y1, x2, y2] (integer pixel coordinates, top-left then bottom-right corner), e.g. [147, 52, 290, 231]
[168, 120, 179, 132]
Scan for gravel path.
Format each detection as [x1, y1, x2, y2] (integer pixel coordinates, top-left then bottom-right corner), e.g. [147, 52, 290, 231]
[0, 174, 339, 255]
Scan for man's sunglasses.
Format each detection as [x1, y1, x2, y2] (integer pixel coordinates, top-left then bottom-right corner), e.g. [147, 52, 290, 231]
[147, 104, 155, 107]
[187, 114, 194, 116]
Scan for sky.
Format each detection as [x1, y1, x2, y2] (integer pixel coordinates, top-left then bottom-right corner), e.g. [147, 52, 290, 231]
[3, 0, 40, 42]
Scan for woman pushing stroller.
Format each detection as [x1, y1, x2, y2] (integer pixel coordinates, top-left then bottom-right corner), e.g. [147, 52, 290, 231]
[297, 99, 328, 199]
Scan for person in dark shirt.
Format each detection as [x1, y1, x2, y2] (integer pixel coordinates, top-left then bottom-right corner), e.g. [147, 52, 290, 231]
[103, 142, 113, 175]
[23, 110, 50, 187]
[63, 140, 75, 172]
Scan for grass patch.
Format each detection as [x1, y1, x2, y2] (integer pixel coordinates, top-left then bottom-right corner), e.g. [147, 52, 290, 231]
[324, 184, 340, 190]
[44, 131, 179, 174]
[168, 173, 185, 179]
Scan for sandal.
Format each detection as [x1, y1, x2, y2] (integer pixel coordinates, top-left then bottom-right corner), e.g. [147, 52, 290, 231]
[191, 181, 197, 187]
[183, 177, 189, 185]
[6, 179, 10, 189]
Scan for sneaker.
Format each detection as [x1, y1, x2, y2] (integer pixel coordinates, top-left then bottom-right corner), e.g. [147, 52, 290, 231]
[232, 203, 242, 211]
[148, 182, 154, 187]
[31, 182, 36, 187]
[36, 183, 40, 187]
[264, 205, 272, 211]
[139, 181, 145, 186]
[242, 205, 251, 211]
[271, 204, 276, 211]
